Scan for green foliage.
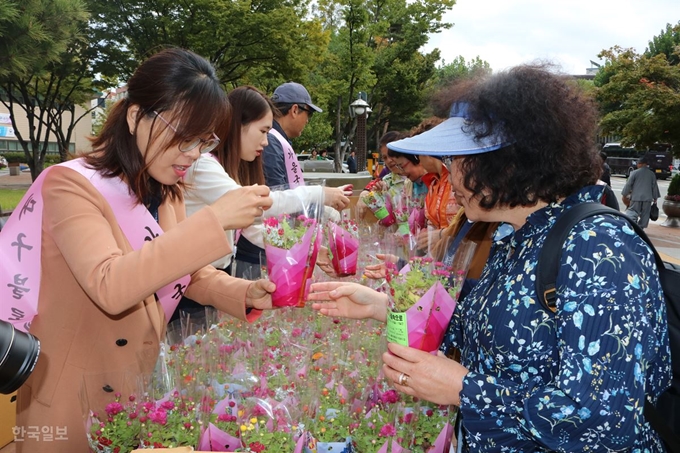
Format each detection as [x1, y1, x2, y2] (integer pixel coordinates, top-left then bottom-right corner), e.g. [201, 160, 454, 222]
[88, 0, 328, 86]
[3, 152, 25, 164]
[645, 21, 680, 66]
[595, 46, 680, 152]
[310, 0, 457, 162]
[668, 174, 680, 197]
[432, 56, 492, 89]
[0, 0, 88, 78]
[0, 0, 101, 179]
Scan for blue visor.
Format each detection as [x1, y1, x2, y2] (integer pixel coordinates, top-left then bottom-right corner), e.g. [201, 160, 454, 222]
[387, 103, 512, 156]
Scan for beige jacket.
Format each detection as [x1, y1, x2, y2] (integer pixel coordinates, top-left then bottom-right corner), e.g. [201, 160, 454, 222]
[16, 166, 258, 453]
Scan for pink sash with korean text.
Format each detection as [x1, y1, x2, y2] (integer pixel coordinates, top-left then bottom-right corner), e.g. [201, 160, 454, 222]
[269, 128, 305, 188]
[0, 159, 190, 332]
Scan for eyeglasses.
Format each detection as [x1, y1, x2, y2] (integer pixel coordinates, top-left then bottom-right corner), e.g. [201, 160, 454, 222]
[297, 105, 314, 117]
[442, 156, 460, 168]
[153, 111, 220, 154]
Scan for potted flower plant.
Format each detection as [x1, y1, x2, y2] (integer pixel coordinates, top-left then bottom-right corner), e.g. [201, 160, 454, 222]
[662, 173, 680, 227]
[262, 214, 319, 307]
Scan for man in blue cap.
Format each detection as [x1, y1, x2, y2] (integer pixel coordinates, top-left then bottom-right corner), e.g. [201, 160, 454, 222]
[263, 82, 322, 188]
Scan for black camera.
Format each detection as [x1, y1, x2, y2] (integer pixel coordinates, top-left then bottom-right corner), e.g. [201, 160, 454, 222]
[0, 320, 40, 394]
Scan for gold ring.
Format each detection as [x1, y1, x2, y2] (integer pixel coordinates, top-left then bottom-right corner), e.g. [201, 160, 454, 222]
[398, 372, 409, 387]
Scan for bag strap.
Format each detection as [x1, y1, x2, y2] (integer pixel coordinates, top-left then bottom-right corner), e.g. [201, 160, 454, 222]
[536, 201, 680, 452]
[536, 202, 665, 311]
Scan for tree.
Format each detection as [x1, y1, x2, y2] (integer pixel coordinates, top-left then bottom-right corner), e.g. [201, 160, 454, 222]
[645, 21, 680, 66]
[595, 46, 680, 153]
[0, 0, 97, 179]
[87, 0, 328, 86]
[309, 0, 456, 170]
[0, 0, 83, 78]
[432, 56, 491, 89]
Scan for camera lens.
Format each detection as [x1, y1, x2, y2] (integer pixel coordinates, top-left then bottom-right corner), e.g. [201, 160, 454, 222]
[0, 320, 40, 394]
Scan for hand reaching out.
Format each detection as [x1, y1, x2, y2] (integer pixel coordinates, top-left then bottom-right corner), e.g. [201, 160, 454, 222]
[323, 186, 351, 212]
[315, 246, 337, 277]
[308, 281, 387, 322]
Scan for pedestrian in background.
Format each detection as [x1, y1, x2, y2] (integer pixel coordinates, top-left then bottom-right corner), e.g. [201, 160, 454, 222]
[600, 151, 612, 186]
[622, 154, 660, 228]
[346, 149, 357, 173]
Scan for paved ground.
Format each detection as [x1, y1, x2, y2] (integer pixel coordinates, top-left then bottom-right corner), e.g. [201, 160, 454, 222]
[2, 169, 679, 263]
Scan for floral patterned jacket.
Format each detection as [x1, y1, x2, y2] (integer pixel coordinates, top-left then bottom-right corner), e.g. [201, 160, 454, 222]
[442, 185, 671, 452]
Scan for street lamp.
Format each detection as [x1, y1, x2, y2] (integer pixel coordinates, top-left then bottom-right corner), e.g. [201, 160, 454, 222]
[350, 97, 371, 172]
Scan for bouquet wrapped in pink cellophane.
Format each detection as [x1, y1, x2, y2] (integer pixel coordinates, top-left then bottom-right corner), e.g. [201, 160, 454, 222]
[263, 214, 318, 307]
[327, 213, 360, 277]
[385, 239, 475, 353]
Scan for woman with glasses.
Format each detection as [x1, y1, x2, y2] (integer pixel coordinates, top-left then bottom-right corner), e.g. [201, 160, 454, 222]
[182, 86, 350, 283]
[309, 65, 670, 452]
[12, 48, 276, 453]
[355, 131, 419, 221]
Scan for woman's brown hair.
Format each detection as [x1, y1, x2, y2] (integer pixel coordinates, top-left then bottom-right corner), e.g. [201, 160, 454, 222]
[87, 48, 230, 204]
[216, 86, 274, 186]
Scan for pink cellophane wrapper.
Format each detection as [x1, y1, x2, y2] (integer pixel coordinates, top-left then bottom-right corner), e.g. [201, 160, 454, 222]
[431, 421, 454, 453]
[387, 281, 456, 353]
[198, 422, 241, 452]
[408, 207, 426, 235]
[377, 196, 397, 227]
[265, 227, 316, 307]
[328, 222, 359, 276]
[301, 226, 322, 305]
[377, 439, 406, 453]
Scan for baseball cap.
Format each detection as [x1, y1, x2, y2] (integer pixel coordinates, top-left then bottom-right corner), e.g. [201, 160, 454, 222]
[271, 82, 323, 113]
[387, 103, 513, 156]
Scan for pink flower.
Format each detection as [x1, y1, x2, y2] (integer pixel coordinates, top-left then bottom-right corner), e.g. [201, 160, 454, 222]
[160, 400, 175, 411]
[148, 410, 167, 425]
[379, 423, 397, 437]
[380, 390, 400, 404]
[292, 328, 302, 337]
[105, 402, 124, 416]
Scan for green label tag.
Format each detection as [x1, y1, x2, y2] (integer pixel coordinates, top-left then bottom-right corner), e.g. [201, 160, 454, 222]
[386, 310, 408, 346]
[374, 206, 389, 220]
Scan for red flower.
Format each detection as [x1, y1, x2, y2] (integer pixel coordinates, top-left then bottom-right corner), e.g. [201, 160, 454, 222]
[249, 441, 266, 452]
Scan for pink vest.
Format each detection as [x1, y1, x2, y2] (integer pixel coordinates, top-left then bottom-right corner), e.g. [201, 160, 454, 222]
[0, 159, 190, 332]
[270, 128, 305, 188]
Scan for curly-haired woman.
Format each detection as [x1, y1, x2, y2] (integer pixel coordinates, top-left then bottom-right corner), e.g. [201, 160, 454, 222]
[309, 65, 671, 452]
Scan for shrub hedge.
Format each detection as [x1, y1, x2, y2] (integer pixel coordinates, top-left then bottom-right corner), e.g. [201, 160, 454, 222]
[2, 152, 62, 165]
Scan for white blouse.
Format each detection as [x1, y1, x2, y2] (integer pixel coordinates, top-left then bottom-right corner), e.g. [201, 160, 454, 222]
[183, 154, 324, 269]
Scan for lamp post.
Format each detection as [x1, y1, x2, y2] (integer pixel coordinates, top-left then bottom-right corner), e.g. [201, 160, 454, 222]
[350, 97, 370, 172]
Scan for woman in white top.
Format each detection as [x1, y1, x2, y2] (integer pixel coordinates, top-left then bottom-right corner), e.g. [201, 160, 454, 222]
[183, 86, 350, 286]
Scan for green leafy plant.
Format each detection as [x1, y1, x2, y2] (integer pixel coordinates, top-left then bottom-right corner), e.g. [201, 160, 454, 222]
[262, 214, 316, 249]
[86, 392, 142, 453]
[385, 257, 461, 312]
[666, 174, 680, 201]
[139, 390, 201, 449]
[236, 400, 296, 452]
